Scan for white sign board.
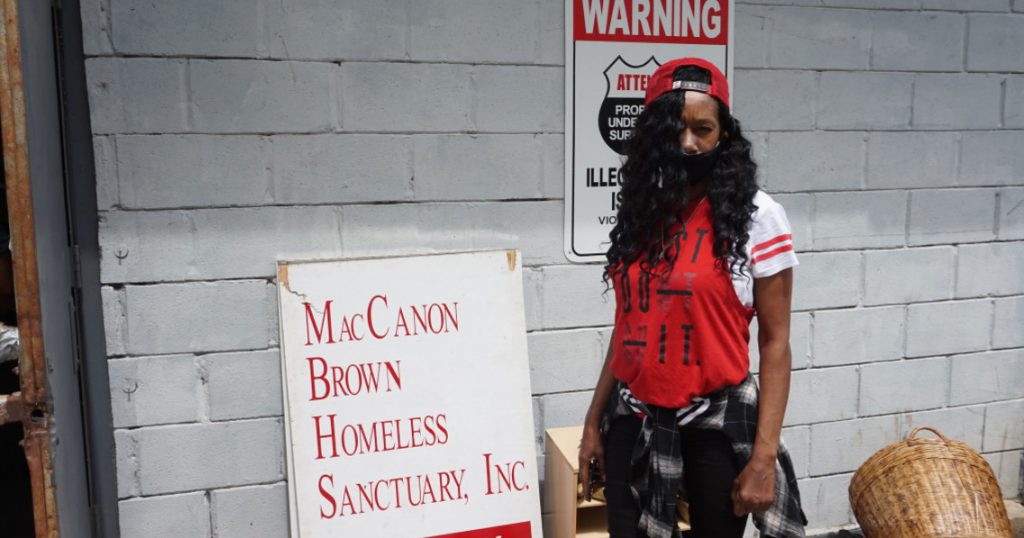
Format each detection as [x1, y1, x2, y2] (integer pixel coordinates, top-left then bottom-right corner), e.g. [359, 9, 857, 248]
[277, 251, 541, 538]
[564, 0, 735, 262]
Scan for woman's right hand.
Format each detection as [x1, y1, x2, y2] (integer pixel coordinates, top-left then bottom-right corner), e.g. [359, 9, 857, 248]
[577, 422, 605, 502]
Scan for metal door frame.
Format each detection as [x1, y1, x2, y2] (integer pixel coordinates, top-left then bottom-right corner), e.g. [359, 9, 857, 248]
[0, 0, 118, 536]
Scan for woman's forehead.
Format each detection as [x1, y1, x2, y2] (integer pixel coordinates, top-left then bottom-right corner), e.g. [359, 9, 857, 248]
[681, 91, 719, 121]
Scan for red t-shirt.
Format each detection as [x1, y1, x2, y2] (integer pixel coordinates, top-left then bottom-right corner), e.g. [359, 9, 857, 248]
[609, 190, 799, 408]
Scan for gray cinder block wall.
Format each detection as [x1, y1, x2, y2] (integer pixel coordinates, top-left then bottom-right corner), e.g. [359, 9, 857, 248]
[80, 0, 1024, 536]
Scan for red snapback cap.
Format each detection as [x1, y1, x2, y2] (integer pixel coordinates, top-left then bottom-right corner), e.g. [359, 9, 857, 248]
[643, 57, 730, 108]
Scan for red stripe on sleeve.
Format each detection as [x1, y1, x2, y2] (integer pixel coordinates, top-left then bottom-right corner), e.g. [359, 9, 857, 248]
[751, 233, 792, 254]
[752, 243, 794, 264]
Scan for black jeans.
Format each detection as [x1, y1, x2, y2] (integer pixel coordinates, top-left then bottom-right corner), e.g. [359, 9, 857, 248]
[604, 413, 748, 538]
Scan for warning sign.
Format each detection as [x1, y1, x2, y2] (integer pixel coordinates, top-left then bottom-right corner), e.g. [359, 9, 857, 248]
[564, 0, 735, 262]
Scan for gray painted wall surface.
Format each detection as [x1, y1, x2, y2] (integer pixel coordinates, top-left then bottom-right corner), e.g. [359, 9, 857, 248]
[80, 0, 1024, 535]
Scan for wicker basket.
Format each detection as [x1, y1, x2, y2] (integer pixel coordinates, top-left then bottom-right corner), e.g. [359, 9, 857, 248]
[849, 426, 1012, 538]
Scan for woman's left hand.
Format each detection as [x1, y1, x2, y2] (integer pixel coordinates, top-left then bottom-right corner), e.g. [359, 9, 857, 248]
[731, 456, 776, 516]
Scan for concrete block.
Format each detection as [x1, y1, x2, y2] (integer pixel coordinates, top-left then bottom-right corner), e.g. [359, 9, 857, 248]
[537, 264, 615, 330]
[1017, 0, 1024, 11]
[203, 350, 283, 421]
[1010, 499, 1024, 538]
[812, 306, 905, 367]
[984, 451, 1022, 500]
[984, 400, 1024, 451]
[93, 136, 118, 210]
[798, 474, 854, 529]
[80, 0, 113, 55]
[994, 296, 1024, 349]
[967, 14, 1024, 72]
[114, 429, 139, 498]
[813, 191, 907, 250]
[860, 357, 949, 416]
[100, 206, 342, 283]
[736, 8, 770, 68]
[747, 132, 770, 180]
[792, 312, 813, 370]
[750, 312, 812, 372]
[785, 366, 859, 426]
[527, 328, 605, 395]
[956, 242, 1024, 297]
[523, 268, 544, 332]
[950, 349, 1024, 405]
[211, 483, 289, 538]
[123, 281, 277, 356]
[922, 0, 1010, 10]
[1007, 76, 1024, 127]
[864, 247, 954, 306]
[115, 135, 271, 209]
[119, 492, 210, 538]
[741, 0, 822, 5]
[136, 418, 284, 495]
[771, 194, 813, 252]
[908, 189, 995, 246]
[998, 187, 1024, 239]
[85, 58, 187, 134]
[266, 0, 407, 60]
[102, 286, 127, 356]
[767, 7, 872, 69]
[866, 132, 959, 189]
[824, 0, 919, 8]
[870, 11, 964, 71]
[733, 69, 816, 130]
[791, 252, 862, 311]
[765, 132, 864, 192]
[537, 0, 564, 65]
[532, 397, 543, 451]
[338, 201, 565, 267]
[809, 406, 985, 476]
[408, 0, 541, 63]
[817, 72, 913, 129]
[782, 425, 811, 479]
[913, 74, 1003, 129]
[412, 134, 558, 201]
[341, 62, 473, 132]
[111, 0, 264, 56]
[108, 355, 199, 428]
[539, 134, 565, 198]
[540, 390, 594, 430]
[99, 211, 189, 283]
[191, 60, 336, 133]
[960, 132, 1024, 187]
[188, 207, 340, 282]
[906, 299, 992, 357]
[474, 66, 563, 133]
[271, 134, 413, 204]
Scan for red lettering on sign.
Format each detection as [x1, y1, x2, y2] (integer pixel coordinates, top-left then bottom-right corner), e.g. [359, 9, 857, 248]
[617, 73, 652, 91]
[574, 0, 728, 45]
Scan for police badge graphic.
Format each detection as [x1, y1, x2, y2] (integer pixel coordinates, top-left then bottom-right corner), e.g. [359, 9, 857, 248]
[599, 56, 661, 155]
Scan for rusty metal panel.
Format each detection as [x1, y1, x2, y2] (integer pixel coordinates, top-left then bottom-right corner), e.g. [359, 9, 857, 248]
[0, 0, 60, 536]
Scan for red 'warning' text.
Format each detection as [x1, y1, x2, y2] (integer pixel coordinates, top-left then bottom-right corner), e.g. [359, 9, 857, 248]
[574, 0, 728, 44]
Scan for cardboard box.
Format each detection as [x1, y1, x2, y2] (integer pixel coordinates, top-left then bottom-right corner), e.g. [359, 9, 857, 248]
[543, 425, 690, 537]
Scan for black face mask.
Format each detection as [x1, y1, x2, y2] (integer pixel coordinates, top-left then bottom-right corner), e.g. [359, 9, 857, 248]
[678, 141, 722, 181]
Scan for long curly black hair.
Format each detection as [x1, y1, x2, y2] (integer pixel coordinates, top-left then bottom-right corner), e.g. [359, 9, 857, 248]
[603, 64, 759, 288]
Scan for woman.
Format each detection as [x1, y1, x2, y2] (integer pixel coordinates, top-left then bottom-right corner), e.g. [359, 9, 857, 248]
[577, 58, 809, 538]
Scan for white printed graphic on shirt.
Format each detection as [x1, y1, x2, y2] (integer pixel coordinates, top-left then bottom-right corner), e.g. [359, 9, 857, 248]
[731, 190, 800, 309]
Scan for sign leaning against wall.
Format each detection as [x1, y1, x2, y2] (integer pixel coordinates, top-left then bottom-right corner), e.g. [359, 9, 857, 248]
[564, 0, 735, 262]
[277, 251, 541, 538]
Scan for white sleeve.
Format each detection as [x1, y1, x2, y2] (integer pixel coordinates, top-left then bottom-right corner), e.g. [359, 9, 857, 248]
[749, 199, 799, 279]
